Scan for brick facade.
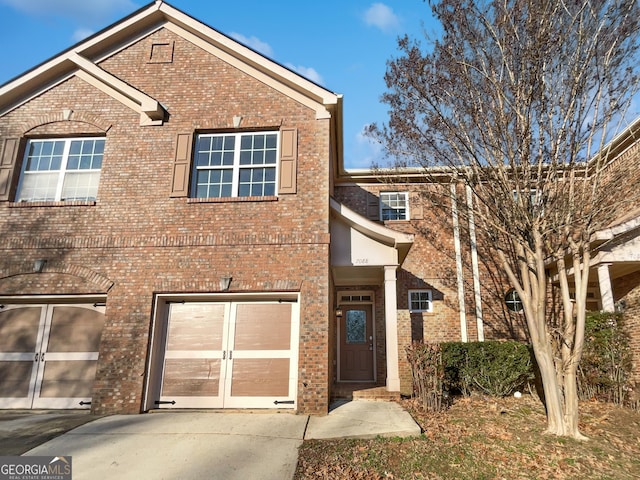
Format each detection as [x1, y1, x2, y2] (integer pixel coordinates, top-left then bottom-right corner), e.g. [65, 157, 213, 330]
[0, 14, 335, 415]
[1, 2, 639, 413]
[333, 163, 640, 394]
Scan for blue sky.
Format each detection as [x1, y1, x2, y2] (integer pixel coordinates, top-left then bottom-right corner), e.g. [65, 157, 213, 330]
[0, 0, 438, 169]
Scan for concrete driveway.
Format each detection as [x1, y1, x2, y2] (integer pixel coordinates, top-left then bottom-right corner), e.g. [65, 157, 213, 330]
[24, 412, 308, 480]
[6, 401, 420, 479]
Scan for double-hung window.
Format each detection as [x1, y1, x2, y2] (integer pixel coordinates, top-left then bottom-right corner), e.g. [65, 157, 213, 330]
[409, 290, 433, 313]
[17, 137, 104, 202]
[380, 192, 409, 220]
[193, 132, 278, 198]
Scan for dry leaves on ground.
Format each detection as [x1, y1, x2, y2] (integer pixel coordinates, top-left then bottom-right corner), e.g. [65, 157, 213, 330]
[294, 395, 640, 479]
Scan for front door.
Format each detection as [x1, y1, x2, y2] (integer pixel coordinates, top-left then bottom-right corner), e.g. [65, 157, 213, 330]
[0, 304, 105, 409]
[339, 305, 374, 381]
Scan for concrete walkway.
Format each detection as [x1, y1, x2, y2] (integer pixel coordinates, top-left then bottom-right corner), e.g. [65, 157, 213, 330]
[9, 401, 421, 480]
[307, 399, 421, 439]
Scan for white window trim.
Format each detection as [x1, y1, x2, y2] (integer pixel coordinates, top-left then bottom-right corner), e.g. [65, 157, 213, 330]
[408, 289, 433, 313]
[504, 289, 524, 312]
[192, 131, 280, 198]
[17, 137, 104, 202]
[380, 191, 410, 221]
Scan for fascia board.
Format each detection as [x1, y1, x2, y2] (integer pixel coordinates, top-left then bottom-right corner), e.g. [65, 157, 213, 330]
[155, 2, 340, 109]
[593, 214, 640, 242]
[0, 0, 340, 125]
[69, 53, 164, 123]
[73, 70, 161, 126]
[330, 197, 414, 248]
[0, 2, 164, 111]
[162, 22, 334, 120]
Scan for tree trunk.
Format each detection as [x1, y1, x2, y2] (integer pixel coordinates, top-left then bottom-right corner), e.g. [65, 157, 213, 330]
[532, 339, 566, 435]
[563, 365, 588, 440]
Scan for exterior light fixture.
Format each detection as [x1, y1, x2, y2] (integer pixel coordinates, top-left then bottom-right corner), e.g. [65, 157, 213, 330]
[220, 277, 232, 291]
[335, 308, 343, 317]
[34, 259, 47, 273]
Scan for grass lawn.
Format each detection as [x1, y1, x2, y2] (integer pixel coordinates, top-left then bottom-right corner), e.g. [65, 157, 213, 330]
[294, 395, 640, 479]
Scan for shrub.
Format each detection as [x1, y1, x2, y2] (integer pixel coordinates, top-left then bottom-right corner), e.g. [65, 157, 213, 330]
[578, 311, 633, 406]
[408, 340, 534, 405]
[441, 341, 534, 397]
[406, 342, 448, 412]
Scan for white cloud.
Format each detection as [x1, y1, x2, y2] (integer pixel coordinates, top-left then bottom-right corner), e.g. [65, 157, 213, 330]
[346, 125, 386, 169]
[363, 3, 400, 34]
[72, 28, 95, 42]
[0, 0, 137, 24]
[229, 32, 274, 57]
[285, 64, 324, 85]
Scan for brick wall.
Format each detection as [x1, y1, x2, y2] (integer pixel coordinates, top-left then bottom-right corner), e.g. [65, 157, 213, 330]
[334, 182, 510, 392]
[613, 271, 640, 385]
[0, 28, 333, 414]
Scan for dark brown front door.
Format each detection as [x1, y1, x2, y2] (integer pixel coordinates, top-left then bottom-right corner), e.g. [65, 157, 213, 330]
[339, 305, 374, 381]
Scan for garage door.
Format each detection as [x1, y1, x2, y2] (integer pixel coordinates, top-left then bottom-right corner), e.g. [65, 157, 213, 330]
[156, 300, 299, 409]
[0, 304, 105, 409]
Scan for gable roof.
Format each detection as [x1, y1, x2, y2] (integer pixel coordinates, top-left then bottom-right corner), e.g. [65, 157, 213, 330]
[0, 1, 343, 126]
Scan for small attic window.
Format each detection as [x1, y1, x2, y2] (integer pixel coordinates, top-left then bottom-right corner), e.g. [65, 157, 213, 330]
[149, 42, 174, 64]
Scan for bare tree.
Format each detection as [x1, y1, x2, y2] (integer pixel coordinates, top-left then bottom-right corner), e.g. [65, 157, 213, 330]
[369, 0, 640, 438]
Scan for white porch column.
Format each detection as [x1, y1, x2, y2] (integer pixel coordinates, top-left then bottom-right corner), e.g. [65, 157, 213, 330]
[597, 263, 615, 312]
[384, 265, 401, 392]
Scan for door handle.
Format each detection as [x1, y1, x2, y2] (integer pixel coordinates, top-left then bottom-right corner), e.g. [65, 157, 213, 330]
[369, 344, 373, 351]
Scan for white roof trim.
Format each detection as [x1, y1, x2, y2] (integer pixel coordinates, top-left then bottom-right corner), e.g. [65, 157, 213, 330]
[330, 197, 414, 249]
[162, 22, 333, 120]
[0, 0, 340, 122]
[155, 2, 339, 106]
[70, 54, 164, 125]
[593, 213, 640, 241]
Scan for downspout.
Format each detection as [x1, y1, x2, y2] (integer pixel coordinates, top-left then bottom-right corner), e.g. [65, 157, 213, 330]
[451, 184, 468, 342]
[466, 185, 484, 341]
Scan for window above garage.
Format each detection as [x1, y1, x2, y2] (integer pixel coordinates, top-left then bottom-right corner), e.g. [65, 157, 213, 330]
[193, 132, 278, 198]
[16, 137, 104, 202]
[170, 128, 298, 200]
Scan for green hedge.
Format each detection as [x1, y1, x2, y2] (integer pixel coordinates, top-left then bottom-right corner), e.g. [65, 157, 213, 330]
[441, 341, 534, 397]
[407, 340, 534, 407]
[408, 313, 634, 408]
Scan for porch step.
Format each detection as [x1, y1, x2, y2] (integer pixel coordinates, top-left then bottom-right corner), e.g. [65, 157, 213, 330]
[353, 387, 400, 401]
[332, 384, 400, 402]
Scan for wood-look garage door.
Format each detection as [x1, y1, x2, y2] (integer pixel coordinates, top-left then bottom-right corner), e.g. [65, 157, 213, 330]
[157, 300, 299, 409]
[0, 304, 105, 409]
